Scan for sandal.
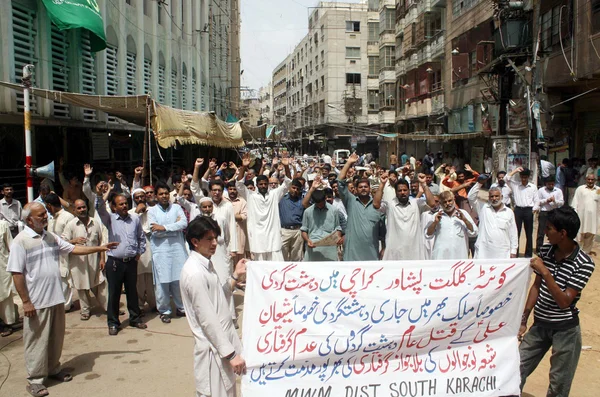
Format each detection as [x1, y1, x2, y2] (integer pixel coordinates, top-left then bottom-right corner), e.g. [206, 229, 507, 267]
[160, 314, 171, 323]
[1, 327, 13, 337]
[48, 369, 73, 382]
[80, 313, 90, 321]
[26, 384, 49, 397]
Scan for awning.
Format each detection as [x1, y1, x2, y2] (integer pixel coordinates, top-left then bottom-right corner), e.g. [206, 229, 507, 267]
[398, 132, 484, 141]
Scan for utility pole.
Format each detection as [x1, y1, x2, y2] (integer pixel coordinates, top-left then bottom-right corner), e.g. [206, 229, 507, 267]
[22, 64, 34, 203]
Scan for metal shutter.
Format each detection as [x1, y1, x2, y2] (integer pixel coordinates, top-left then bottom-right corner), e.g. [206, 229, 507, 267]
[158, 65, 166, 103]
[126, 51, 136, 95]
[143, 58, 152, 95]
[81, 30, 97, 121]
[51, 24, 69, 118]
[171, 69, 178, 107]
[12, 3, 37, 113]
[105, 45, 118, 123]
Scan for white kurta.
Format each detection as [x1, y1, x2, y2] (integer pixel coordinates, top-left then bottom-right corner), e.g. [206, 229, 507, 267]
[571, 185, 600, 234]
[420, 210, 436, 260]
[61, 217, 105, 290]
[49, 209, 75, 278]
[379, 197, 428, 260]
[128, 207, 154, 275]
[180, 251, 242, 397]
[0, 220, 13, 303]
[212, 200, 238, 255]
[236, 177, 291, 254]
[427, 210, 478, 260]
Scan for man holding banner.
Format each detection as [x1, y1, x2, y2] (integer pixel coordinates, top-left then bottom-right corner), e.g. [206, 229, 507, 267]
[519, 206, 595, 397]
[180, 217, 247, 397]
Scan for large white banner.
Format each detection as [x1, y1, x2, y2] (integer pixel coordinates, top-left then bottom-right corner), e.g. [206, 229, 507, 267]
[242, 259, 531, 397]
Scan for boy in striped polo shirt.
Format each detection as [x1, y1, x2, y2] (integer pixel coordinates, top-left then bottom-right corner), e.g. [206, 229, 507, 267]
[518, 206, 595, 396]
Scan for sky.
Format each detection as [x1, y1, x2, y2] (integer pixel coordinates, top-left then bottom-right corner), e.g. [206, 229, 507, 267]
[239, 0, 364, 95]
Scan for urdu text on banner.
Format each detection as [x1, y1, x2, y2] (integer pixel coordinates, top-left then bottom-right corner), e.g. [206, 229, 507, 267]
[242, 259, 531, 397]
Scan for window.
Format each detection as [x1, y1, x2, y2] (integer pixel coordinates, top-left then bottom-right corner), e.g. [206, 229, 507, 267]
[346, 21, 360, 32]
[346, 73, 361, 85]
[143, 0, 150, 16]
[368, 90, 379, 111]
[346, 47, 361, 58]
[158, 3, 163, 25]
[379, 46, 395, 70]
[379, 82, 395, 108]
[379, 7, 395, 33]
[541, 6, 566, 52]
[594, 0, 600, 33]
[368, 22, 379, 42]
[368, 0, 379, 12]
[321, 75, 325, 90]
[452, 0, 481, 17]
[368, 56, 379, 75]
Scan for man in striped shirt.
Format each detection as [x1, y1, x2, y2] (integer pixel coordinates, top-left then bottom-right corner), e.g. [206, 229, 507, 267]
[518, 206, 595, 397]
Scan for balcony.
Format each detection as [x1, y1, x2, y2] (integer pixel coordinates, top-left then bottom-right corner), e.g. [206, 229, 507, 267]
[430, 33, 445, 59]
[395, 59, 406, 77]
[379, 32, 395, 46]
[431, 93, 445, 114]
[406, 53, 419, 71]
[396, 17, 405, 34]
[417, 0, 432, 14]
[379, 109, 395, 125]
[418, 45, 432, 65]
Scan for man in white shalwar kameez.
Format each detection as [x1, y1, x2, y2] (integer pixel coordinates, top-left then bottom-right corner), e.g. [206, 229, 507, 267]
[426, 191, 478, 259]
[374, 173, 436, 260]
[0, 219, 16, 336]
[235, 153, 292, 261]
[571, 174, 600, 254]
[180, 216, 247, 397]
[468, 179, 518, 259]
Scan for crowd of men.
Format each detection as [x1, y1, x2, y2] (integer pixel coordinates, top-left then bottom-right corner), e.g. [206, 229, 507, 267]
[0, 150, 598, 397]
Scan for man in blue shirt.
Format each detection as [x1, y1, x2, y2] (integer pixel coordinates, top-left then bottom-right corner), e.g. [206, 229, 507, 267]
[279, 179, 305, 261]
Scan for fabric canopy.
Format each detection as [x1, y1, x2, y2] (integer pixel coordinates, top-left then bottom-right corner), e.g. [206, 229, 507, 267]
[398, 132, 484, 141]
[151, 103, 244, 148]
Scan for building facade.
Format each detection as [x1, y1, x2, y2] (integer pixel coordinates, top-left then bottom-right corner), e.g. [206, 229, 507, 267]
[0, 0, 239, 196]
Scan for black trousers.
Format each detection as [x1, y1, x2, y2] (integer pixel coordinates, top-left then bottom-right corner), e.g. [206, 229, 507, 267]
[514, 206, 534, 257]
[106, 257, 142, 328]
[536, 211, 549, 252]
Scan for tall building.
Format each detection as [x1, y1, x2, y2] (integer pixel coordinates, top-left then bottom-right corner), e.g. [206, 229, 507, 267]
[275, 1, 381, 154]
[258, 83, 273, 125]
[272, 57, 290, 132]
[0, 0, 238, 195]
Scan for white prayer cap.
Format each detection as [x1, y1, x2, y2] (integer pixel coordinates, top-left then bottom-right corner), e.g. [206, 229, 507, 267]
[132, 188, 146, 196]
[199, 197, 213, 204]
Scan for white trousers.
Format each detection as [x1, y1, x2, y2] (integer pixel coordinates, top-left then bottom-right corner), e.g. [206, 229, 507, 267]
[252, 250, 284, 262]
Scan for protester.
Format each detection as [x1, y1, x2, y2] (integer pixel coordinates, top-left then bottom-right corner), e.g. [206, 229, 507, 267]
[280, 178, 305, 262]
[97, 191, 147, 335]
[44, 193, 75, 311]
[236, 153, 292, 261]
[536, 177, 564, 252]
[468, 177, 518, 259]
[62, 199, 107, 320]
[519, 206, 595, 397]
[301, 183, 342, 261]
[374, 173, 435, 260]
[129, 188, 156, 314]
[226, 181, 248, 263]
[506, 167, 539, 257]
[180, 217, 247, 397]
[148, 182, 188, 324]
[426, 191, 478, 259]
[491, 170, 513, 207]
[539, 155, 555, 179]
[337, 153, 386, 261]
[0, 182, 22, 238]
[571, 174, 599, 255]
[8, 202, 117, 396]
[0, 218, 16, 337]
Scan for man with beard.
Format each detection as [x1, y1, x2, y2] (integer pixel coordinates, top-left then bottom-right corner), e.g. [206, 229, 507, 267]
[8, 202, 118, 396]
[280, 179, 305, 262]
[491, 170, 512, 207]
[381, 170, 398, 202]
[129, 188, 156, 314]
[421, 195, 440, 259]
[148, 182, 188, 324]
[571, 174, 600, 255]
[62, 199, 107, 320]
[0, 183, 22, 238]
[226, 181, 248, 263]
[337, 153, 386, 261]
[426, 191, 478, 259]
[468, 178, 518, 259]
[536, 177, 564, 253]
[507, 167, 540, 257]
[45, 193, 75, 311]
[374, 173, 435, 260]
[236, 153, 292, 261]
[301, 188, 342, 261]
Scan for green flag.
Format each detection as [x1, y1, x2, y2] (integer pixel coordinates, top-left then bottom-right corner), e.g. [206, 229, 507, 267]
[41, 0, 107, 52]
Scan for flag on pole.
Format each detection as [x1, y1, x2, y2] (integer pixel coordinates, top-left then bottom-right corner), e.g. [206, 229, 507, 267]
[41, 0, 107, 52]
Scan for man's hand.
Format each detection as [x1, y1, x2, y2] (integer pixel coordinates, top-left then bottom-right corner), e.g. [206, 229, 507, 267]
[195, 158, 204, 168]
[181, 174, 189, 184]
[72, 237, 87, 245]
[530, 257, 548, 275]
[454, 209, 464, 220]
[220, 162, 228, 171]
[135, 202, 147, 214]
[464, 164, 472, 172]
[23, 301, 36, 318]
[116, 171, 125, 182]
[99, 260, 106, 271]
[379, 172, 389, 186]
[234, 258, 248, 276]
[102, 242, 120, 251]
[241, 154, 251, 168]
[134, 166, 143, 177]
[518, 324, 527, 341]
[307, 240, 316, 249]
[510, 253, 517, 258]
[96, 181, 107, 196]
[150, 223, 166, 232]
[262, 158, 268, 166]
[434, 210, 443, 222]
[229, 355, 247, 376]
[348, 152, 359, 165]
[337, 235, 344, 246]
[281, 155, 290, 166]
[229, 161, 237, 170]
[84, 164, 93, 177]
[272, 157, 279, 167]
[417, 173, 427, 185]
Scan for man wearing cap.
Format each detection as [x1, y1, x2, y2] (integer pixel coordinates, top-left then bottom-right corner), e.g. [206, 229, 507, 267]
[507, 167, 540, 257]
[536, 177, 564, 253]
